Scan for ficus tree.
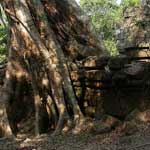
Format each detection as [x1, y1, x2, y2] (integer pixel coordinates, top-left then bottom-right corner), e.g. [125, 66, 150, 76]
[0, 0, 107, 137]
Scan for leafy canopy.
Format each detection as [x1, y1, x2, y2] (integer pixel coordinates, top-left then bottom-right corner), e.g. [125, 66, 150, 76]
[0, 5, 8, 62]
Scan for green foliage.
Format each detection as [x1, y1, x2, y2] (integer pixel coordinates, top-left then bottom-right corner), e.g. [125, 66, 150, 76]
[80, 0, 120, 39]
[0, 5, 8, 62]
[80, 0, 140, 56]
[104, 39, 118, 56]
[0, 25, 7, 62]
[80, 0, 121, 55]
[121, 0, 140, 10]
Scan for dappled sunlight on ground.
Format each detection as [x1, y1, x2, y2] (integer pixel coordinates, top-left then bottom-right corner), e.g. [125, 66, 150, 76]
[1, 122, 150, 150]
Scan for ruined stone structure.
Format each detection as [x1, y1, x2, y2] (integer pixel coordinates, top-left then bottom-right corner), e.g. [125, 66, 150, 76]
[116, 2, 150, 57]
[71, 56, 150, 119]
[141, 0, 150, 6]
[71, 2, 150, 119]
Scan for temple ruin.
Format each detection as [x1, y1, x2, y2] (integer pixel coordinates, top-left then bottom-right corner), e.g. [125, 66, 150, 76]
[71, 1, 150, 119]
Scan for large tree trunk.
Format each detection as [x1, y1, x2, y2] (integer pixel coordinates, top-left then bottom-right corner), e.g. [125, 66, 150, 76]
[0, 0, 107, 137]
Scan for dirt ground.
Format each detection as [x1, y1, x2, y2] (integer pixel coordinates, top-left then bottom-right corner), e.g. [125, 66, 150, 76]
[1, 122, 150, 150]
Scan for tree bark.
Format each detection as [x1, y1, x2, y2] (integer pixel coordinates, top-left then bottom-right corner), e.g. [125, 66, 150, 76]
[0, 0, 107, 137]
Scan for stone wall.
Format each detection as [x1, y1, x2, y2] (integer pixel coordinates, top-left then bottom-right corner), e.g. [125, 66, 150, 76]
[116, 3, 150, 57]
[71, 56, 150, 119]
[141, 0, 150, 6]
